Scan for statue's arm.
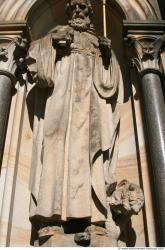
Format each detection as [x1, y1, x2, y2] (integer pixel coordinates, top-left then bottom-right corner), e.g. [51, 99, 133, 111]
[94, 48, 123, 100]
[27, 26, 73, 88]
[27, 34, 56, 88]
[27, 40, 40, 85]
[99, 36, 111, 68]
[51, 25, 73, 48]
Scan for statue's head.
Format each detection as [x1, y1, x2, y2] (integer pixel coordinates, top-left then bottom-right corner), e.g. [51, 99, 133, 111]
[66, 0, 93, 31]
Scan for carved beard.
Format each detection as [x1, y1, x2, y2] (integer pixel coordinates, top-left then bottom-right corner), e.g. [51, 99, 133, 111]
[69, 15, 91, 31]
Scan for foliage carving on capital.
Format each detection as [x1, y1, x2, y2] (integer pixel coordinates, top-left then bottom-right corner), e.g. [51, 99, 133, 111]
[0, 47, 8, 62]
[0, 37, 29, 85]
[125, 35, 165, 73]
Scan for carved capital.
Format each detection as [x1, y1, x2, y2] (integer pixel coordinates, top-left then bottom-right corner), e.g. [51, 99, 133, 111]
[0, 47, 8, 61]
[0, 37, 29, 85]
[125, 35, 165, 74]
[123, 21, 165, 74]
[0, 22, 30, 86]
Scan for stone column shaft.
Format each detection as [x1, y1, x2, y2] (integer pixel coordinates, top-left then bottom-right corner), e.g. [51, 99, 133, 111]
[0, 75, 13, 165]
[124, 21, 165, 246]
[141, 71, 165, 245]
[0, 25, 29, 171]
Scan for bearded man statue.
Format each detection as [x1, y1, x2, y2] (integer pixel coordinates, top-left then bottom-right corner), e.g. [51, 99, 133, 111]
[27, 0, 123, 246]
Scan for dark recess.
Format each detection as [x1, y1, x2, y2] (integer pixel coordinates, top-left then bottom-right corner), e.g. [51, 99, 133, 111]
[158, 0, 165, 20]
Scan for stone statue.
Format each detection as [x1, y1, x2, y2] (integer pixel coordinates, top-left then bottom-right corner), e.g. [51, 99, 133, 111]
[27, 0, 143, 246]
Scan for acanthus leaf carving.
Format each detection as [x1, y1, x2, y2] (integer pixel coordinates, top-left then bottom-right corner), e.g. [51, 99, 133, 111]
[125, 34, 165, 74]
[0, 37, 29, 86]
[0, 47, 8, 62]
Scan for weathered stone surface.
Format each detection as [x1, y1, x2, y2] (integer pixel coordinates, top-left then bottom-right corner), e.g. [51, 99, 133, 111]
[27, 1, 123, 244]
[124, 24, 165, 246]
[0, 0, 161, 247]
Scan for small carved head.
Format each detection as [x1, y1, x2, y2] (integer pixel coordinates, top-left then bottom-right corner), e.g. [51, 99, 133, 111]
[0, 47, 8, 62]
[66, 0, 93, 31]
[109, 180, 144, 216]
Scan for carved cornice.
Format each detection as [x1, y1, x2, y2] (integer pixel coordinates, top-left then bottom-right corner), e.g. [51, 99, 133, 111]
[123, 20, 165, 35]
[0, 22, 30, 40]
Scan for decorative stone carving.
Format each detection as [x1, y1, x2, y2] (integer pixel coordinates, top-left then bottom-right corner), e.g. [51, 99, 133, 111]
[38, 226, 64, 238]
[109, 180, 144, 216]
[27, 0, 144, 247]
[125, 34, 165, 73]
[124, 22, 165, 246]
[106, 180, 144, 246]
[0, 26, 29, 169]
[0, 0, 159, 23]
[0, 37, 29, 84]
[73, 180, 144, 246]
[0, 47, 8, 62]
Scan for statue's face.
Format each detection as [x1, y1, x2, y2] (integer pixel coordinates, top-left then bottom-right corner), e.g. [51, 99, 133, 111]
[68, 0, 92, 30]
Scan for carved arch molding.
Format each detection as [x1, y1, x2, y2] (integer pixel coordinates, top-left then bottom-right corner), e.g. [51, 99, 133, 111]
[0, 0, 164, 247]
[0, 0, 161, 24]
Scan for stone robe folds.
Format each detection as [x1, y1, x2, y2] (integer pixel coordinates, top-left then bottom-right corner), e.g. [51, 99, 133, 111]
[28, 27, 123, 224]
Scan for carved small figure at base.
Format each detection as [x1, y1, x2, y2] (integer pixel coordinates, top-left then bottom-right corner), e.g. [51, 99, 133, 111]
[105, 180, 145, 246]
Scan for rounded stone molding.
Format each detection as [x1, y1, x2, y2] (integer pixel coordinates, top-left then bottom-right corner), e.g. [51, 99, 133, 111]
[0, 0, 161, 23]
[0, 69, 16, 85]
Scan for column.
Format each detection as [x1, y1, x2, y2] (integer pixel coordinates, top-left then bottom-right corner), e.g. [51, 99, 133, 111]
[0, 54, 16, 167]
[0, 23, 30, 246]
[0, 24, 29, 170]
[141, 70, 165, 246]
[124, 21, 165, 246]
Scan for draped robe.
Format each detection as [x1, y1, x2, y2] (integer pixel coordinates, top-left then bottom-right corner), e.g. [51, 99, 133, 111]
[28, 26, 123, 225]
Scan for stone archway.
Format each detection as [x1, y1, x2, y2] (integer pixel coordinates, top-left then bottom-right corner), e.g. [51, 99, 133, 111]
[0, 0, 161, 23]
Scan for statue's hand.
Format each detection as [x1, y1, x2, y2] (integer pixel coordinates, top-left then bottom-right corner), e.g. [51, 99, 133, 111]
[99, 36, 111, 52]
[99, 36, 111, 68]
[64, 30, 74, 46]
[52, 27, 74, 47]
